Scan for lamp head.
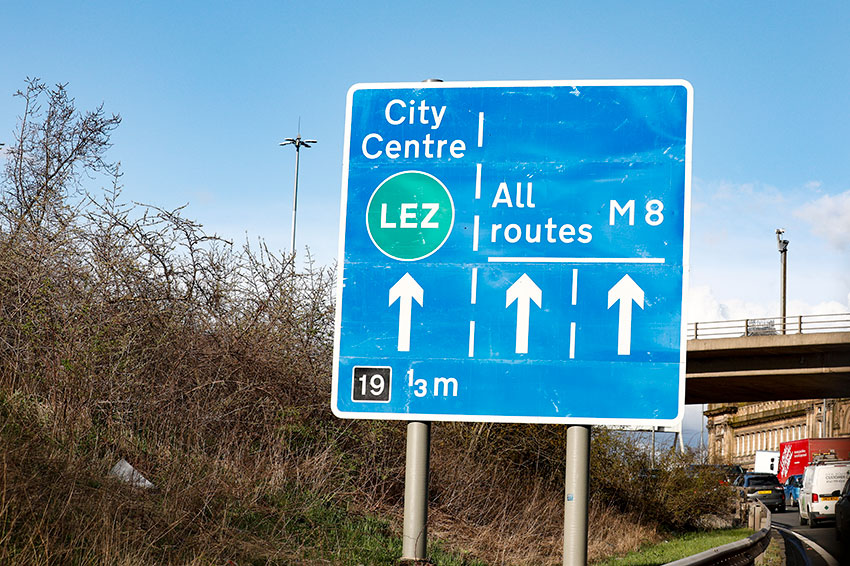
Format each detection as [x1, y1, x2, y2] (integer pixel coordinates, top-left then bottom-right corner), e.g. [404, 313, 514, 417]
[776, 228, 789, 252]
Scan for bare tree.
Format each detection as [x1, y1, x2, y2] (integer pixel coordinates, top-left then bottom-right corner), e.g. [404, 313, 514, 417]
[1, 77, 121, 240]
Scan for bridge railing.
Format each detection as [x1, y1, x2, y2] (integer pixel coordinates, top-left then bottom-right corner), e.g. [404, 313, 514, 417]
[688, 312, 850, 340]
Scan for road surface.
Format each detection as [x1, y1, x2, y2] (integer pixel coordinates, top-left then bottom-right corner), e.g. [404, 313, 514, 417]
[771, 508, 845, 565]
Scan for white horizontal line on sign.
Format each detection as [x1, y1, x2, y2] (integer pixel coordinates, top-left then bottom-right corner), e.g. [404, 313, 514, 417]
[488, 257, 666, 264]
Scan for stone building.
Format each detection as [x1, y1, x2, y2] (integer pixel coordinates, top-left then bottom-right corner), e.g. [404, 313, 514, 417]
[705, 398, 850, 469]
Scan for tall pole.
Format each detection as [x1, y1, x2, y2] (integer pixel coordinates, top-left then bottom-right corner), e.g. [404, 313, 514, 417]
[290, 144, 301, 253]
[280, 133, 317, 255]
[776, 229, 789, 334]
[652, 428, 657, 468]
[563, 425, 590, 566]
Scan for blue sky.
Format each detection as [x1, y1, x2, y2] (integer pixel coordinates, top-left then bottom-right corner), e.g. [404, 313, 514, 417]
[2, 1, 849, 444]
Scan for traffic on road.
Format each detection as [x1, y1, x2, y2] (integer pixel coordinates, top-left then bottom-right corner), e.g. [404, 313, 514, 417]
[728, 446, 850, 565]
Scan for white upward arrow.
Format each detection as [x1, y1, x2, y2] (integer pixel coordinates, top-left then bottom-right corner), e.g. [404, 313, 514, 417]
[607, 274, 645, 356]
[506, 273, 542, 354]
[389, 273, 424, 352]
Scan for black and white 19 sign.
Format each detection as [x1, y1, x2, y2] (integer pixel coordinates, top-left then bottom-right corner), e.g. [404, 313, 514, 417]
[352, 366, 392, 402]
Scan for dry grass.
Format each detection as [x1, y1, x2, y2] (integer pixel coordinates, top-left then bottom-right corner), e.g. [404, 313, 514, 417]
[428, 492, 659, 566]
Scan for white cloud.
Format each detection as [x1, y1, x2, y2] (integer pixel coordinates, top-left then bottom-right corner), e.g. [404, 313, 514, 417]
[788, 297, 850, 316]
[686, 285, 724, 322]
[686, 285, 848, 324]
[794, 190, 850, 251]
[700, 178, 785, 205]
[804, 180, 823, 192]
[686, 285, 773, 323]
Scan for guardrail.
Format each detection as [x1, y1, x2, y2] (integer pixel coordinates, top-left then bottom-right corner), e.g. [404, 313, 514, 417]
[688, 312, 850, 340]
[664, 501, 771, 566]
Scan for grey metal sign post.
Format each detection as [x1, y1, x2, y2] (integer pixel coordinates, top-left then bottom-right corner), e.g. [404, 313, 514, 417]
[563, 425, 590, 566]
[401, 421, 431, 562]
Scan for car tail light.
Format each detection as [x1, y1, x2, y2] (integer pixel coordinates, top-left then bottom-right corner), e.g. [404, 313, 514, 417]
[812, 493, 819, 502]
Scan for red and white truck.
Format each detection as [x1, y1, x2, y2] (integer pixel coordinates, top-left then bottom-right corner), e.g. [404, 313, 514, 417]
[778, 437, 850, 482]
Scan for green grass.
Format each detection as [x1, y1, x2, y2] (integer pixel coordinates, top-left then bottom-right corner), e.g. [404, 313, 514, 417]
[231, 490, 487, 565]
[591, 528, 754, 566]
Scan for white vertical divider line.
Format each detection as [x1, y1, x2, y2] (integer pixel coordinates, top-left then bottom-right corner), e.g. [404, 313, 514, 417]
[569, 322, 576, 359]
[570, 269, 578, 359]
[571, 268, 578, 305]
[478, 112, 484, 147]
[473, 116, 483, 372]
[471, 111, 484, 360]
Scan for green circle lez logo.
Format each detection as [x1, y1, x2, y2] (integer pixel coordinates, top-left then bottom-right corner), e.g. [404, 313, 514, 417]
[366, 171, 455, 261]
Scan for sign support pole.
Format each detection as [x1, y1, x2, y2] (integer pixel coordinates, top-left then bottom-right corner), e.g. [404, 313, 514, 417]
[563, 425, 590, 566]
[400, 76, 442, 566]
[402, 420, 431, 562]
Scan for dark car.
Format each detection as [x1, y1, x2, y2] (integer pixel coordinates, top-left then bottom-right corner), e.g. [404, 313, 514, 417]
[733, 472, 786, 512]
[784, 474, 803, 507]
[836, 477, 850, 542]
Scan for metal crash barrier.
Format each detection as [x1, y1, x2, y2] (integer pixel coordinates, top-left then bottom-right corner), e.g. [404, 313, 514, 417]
[663, 501, 772, 566]
[688, 312, 850, 340]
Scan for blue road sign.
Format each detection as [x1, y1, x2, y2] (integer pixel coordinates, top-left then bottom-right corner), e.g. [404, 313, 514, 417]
[332, 80, 693, 425]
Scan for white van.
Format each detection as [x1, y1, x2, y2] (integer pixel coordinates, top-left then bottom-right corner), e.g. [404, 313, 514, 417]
[799, 460, 850, 526]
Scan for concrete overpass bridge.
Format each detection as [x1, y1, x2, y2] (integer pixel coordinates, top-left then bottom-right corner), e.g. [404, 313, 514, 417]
[685, 313, 850, 404]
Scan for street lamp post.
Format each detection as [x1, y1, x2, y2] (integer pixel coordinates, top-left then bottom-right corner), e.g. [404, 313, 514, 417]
[280, 134, 317, 254]
[776, 228, 789, 334]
